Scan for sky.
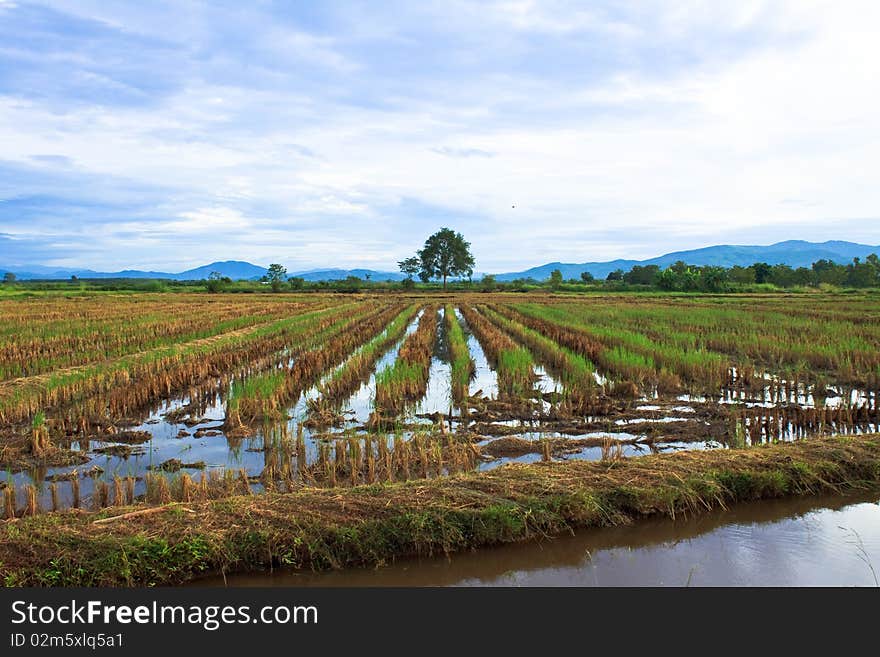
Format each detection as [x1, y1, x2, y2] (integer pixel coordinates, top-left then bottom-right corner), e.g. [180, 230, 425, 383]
[1, 0, 879, 273]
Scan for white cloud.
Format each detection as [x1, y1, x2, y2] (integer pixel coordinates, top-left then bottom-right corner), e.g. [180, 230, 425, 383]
[1, 1, 879, 272]
[172, 207, 252, 232]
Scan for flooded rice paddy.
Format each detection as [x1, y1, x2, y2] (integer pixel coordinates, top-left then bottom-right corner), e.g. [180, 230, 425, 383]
[2, 297, 879, 516]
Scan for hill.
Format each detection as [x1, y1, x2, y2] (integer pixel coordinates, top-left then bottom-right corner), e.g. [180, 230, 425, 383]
[494, 240, 880, 281]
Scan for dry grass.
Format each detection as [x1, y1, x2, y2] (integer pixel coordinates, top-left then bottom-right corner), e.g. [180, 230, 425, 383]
[2, 433, 879, 587]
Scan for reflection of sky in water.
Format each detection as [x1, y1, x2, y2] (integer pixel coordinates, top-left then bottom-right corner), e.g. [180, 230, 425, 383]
[454, 307, 498, 399]
[475, 438, 721, 471]
[678, 383, 873, 410]
[217, 494, 880, 587]
[419, 356, 452, 416]
[306, 310, 424, 424]
[533, 366, 562, 395]
[461, 497, 880, 586]
[466, 333, 497, 398]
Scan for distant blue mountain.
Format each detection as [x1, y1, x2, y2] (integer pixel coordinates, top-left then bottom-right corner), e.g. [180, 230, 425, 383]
[0, 265, 175, 280]
[0, 260, 404, 282]
[176, 261, 268, 280]
[0, 261, 267, 281]
[289, 268, 404, 282]
[494, 240, 880, 281]
[3, 240, 878, 283]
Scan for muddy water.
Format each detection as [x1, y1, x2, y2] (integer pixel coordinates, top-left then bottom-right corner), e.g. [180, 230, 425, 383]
[8, 303, 878, 513]
[205, 490, 880, 587]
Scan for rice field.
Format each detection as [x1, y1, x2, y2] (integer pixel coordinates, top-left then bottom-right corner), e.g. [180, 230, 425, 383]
[1, 291, 879, 517]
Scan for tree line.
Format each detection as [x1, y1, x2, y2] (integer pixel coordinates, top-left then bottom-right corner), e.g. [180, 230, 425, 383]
[209, 251, 880, 293]
[4, 229, 879, 293]
[596, 255, 880, 292]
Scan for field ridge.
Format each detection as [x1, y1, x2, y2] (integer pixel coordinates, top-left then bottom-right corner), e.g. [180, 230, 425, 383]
[3, 434, 879, 586]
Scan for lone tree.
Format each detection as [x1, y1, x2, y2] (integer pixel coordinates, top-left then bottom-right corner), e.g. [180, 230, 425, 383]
[548, 268, 563, 290]
[206, 271, 230, 293]
[3, 272, 15, 283]
[262, 264, 287, 292]
[398, 256, 420, 280]
[415, 228, 475, 289]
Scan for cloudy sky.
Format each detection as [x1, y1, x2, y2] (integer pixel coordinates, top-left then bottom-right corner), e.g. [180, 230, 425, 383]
[1, 1, 879, 273]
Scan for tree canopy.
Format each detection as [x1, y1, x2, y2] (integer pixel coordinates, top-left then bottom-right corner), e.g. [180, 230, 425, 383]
[262, 264, 287, 292]
[397, 256, 420, 280]
[412, 228, 475, 289]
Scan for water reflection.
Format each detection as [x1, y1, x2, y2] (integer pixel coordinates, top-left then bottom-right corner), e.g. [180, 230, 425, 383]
[204, 491, 880, 587]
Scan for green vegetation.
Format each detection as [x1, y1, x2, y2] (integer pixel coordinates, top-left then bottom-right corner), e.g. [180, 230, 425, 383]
[399, 228, 476, 289]
[261, 264, 288, 292]
[445, 306, 475, 403]
[374, 308, 439, 413]
[3, 434, 878, 586]
[205, 271, 232, 293]
[506, 302, 727, 391]
[0, 298, 358, 423]
[229, 303, 407, 423]
[2, 289, 880, 586]
[3, 292, 877, 431]
[507, 296, 880, 389]
[460, 304, 534, 396]
[307, 304, 421, 421]
[3, 249, 880, 296]
[480, 305, 595, 403]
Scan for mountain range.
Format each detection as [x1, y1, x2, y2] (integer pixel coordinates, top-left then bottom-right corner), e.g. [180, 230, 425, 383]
[2, 240, 878, 282]
[0, 260, 406, 282]
[494, 240, 880, 281]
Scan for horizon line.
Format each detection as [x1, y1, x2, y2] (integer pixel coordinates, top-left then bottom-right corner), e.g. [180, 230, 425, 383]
[2, 237, 879, 276]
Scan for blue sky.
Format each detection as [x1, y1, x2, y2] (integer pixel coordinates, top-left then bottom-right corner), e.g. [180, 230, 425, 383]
[1, 0, 878, 272]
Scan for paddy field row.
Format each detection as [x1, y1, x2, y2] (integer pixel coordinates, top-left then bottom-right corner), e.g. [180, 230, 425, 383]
[1, 292, 878, 519]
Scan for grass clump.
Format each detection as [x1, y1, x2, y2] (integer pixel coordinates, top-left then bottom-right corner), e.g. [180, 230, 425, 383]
[374, 308, 439, 414]
[445, 306, 475, 404]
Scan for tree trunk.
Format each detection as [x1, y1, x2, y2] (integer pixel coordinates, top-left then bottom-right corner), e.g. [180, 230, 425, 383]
[443, 274, 447, 290]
